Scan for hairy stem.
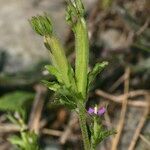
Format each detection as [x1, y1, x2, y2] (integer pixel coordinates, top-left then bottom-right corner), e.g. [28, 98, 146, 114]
[78, 104, 90, 150]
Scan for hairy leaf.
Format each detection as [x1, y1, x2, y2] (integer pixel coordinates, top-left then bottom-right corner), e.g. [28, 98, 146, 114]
[88, 61, 108, 88]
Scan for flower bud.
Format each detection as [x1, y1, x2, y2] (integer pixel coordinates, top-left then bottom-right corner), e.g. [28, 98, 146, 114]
[65, 0, 85, 27]
[29, 14, 53, 36]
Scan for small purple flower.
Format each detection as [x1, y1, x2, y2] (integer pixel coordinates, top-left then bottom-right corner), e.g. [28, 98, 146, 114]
[87, 106, 106, 116]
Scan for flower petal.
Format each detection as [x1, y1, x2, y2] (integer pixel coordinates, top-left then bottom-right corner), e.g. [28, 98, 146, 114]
[98, 107, 106, 116]
[87, 107, 94, 115]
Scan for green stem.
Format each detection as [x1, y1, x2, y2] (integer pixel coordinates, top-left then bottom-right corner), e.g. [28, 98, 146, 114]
[78, 104, 90, 150]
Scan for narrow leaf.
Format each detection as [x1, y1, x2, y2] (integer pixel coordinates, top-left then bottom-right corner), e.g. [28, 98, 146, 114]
[88, 61, 108, 87]
[44, 36, 71, 87]
[75, 19, 89, 99]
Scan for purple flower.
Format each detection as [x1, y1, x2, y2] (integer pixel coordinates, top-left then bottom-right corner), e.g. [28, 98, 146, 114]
[87, 106, 106, 116]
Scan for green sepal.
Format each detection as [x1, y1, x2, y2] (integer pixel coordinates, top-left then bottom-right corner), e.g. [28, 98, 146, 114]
[88, 61, 108, 89]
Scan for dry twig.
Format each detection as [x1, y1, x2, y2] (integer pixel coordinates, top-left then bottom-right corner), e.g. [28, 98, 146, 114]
[28, 84, 47, 134]
[59, 112, 78, 144]
[104, 108, 112, 128]
[128, 94, 150, 150]
[136, 19, 149, 36]
[95, 90, 148, 108]
[42, 128, 63, 137]
[0, 123, 62, 137]
[109, 74, 125, 92]
[0, 123, 20, 133]
[139, 134, 150, 147]
[111, 67, 130, 150]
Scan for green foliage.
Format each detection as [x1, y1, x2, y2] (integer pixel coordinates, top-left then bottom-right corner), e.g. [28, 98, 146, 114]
[0, 91, 34, 113]
[0, 91, 34, 121]
[43, 64, 80, 109]
[9, 131, 40, 150]
[0, 92, 39, 150]
[29, 0, 112, 149]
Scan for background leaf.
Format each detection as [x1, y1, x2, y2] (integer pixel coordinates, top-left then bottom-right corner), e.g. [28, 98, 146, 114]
[0, 91, 34, 113]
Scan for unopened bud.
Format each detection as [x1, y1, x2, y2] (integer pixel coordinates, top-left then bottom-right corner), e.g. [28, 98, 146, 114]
[29, 14, 53, 36]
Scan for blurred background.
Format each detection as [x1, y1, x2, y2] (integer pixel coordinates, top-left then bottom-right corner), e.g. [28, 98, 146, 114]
[0, 0, 149, 149]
